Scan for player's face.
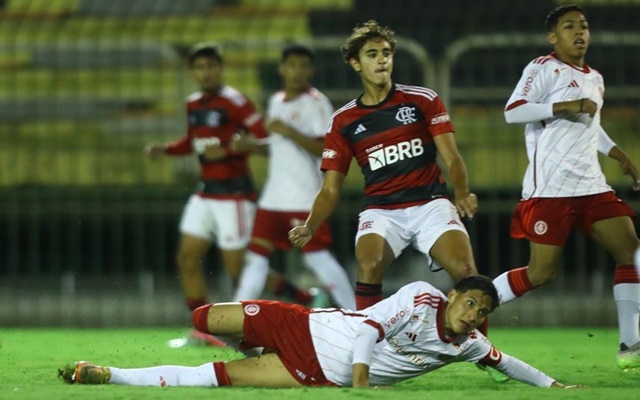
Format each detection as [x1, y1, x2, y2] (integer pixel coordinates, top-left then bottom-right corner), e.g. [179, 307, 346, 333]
[445, 289, 493, 335]
[279, 54, 314, 94]
[192, 56, 223, 92]
[349, 39, 394, 87]
[548, 11, 590, 64]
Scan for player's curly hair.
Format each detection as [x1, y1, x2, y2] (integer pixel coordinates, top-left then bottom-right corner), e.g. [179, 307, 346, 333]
[453, 275, 500, 312]
[341, 20, 396, 64]
[545, 4, 586, 32]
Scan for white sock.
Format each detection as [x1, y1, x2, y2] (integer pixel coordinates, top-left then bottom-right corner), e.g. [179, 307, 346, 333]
[304, 250, 355, 310]
[233, 251, 269, 301]
[614, 283, 640, 348]
[109, 363, 218, 387]
[492, 271, 517, 305]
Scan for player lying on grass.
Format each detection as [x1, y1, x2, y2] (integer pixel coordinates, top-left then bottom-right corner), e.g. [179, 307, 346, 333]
[59, 276, 581, 389]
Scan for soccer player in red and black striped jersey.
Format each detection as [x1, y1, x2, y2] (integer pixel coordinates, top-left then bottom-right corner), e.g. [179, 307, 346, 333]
[289, 21, 479, 311]
[144, 44, 315, 337]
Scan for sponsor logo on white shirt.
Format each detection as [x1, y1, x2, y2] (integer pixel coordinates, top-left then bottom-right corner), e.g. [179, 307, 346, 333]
[368, 138, 424, 171]
[395, 106, 417, 124]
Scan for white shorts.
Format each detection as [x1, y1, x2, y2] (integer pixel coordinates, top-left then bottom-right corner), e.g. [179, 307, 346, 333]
[355, 198, 468, 268]
[179, 195, 256, 250]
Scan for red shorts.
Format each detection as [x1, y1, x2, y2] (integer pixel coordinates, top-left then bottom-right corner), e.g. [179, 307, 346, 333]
[510, 191, 636, 246]
[240, 300, 334, 386]
[251, 208, 332, 252]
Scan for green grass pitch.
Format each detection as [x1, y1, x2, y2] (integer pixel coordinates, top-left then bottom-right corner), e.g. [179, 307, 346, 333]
[0, 327, 637, 400]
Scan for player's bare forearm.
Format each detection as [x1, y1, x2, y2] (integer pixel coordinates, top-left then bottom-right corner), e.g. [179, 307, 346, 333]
[608, 146, 640, 190]
[447, 157, 478, 219]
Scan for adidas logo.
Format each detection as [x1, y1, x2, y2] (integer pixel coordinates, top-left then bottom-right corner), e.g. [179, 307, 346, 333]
[568, 80, 580, 88]
[354, 124, 367, 135]
[447, 219, 459, 226]
[405, 332, 418, 342]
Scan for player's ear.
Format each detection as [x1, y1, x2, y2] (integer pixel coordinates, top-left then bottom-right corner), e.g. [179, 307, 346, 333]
[348, 57, 361, 73]
[447, 289, 458, 301]
[547, 31, 558, 46]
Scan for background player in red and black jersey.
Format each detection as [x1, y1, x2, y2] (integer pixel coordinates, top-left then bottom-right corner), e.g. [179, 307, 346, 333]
[144, 44, 267, 328]
[289, 21, 479, 311]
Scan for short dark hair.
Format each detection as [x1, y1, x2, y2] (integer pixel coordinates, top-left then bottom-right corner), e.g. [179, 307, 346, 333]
[453, 275, 500, 312]
[545, 4, 586, 32]
[282, 44, 315, 62]
[341, 20, 396, 64]
[188, 43, 223, 66]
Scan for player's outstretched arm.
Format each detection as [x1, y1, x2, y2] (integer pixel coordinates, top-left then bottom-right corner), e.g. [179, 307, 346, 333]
[487, 352, 585, 388]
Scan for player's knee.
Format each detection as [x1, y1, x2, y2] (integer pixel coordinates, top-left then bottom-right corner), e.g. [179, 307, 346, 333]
[528, 268, 555, 286]
[448, 262, 477, 282]
[192, 304, 213, 333]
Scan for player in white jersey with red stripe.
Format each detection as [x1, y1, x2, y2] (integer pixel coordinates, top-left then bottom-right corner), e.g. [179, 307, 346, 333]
[491, 4, 640, 370]
[232, 45, 355, 309]
[60, 276, 581, 389]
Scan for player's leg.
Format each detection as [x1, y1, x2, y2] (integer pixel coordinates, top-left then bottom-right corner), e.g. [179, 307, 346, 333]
[590, 215, 640, 369]
[177, 195, 216, 310]
[492, 242, 563, 305]
[176, 233, 213, 310]
[411, 199, 477, 281]
[429, 230, 477, 281]
[492, 198, 571, 305]
[235, 209, 313, 304]
[301, 220, 355, 309]
[303, 249, 355, 309]
[226, 353, 302, 387]
[354, 233, 396, 309]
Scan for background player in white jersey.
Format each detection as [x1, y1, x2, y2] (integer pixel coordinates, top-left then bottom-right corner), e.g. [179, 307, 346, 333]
[232, 45, 355, 309]
[59, 276, 582, 389]
[491, 4, 640, 370]
[288, 21, 479, 312]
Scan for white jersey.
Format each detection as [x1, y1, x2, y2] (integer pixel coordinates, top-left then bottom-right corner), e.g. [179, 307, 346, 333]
[309, 281, 553, 387]
[258, 87, 333, 211]
[505, 53, 612, 199]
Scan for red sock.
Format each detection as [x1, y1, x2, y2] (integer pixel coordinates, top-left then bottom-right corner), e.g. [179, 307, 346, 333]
[192, 304, 212, 333]
[213, 362, 232, 386]
[355, 281, 383, 310]
[507, 267, 533, 297]
[614, 264, 640, 284]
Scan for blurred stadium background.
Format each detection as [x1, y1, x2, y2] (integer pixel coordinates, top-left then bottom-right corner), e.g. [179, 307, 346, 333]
[1, 0, 639, 328]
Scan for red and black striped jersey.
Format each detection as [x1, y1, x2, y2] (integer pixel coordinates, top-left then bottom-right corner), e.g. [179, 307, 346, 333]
[165, 85, 267, 200]
[321, 84, 454, 209]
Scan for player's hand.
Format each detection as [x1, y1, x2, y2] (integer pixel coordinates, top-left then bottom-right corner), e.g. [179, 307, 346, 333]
[570, 98, 597, 118]
[551, 381, 586, 389]
[203, 144, 226, 161]
[267, 119, 295, 137]
[288, 225, 313, 248]
[454, 191, 478, 220]
[144, 143, 167, 160]
[618, 156, 640, 191]
[229, 132, 252, 153]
